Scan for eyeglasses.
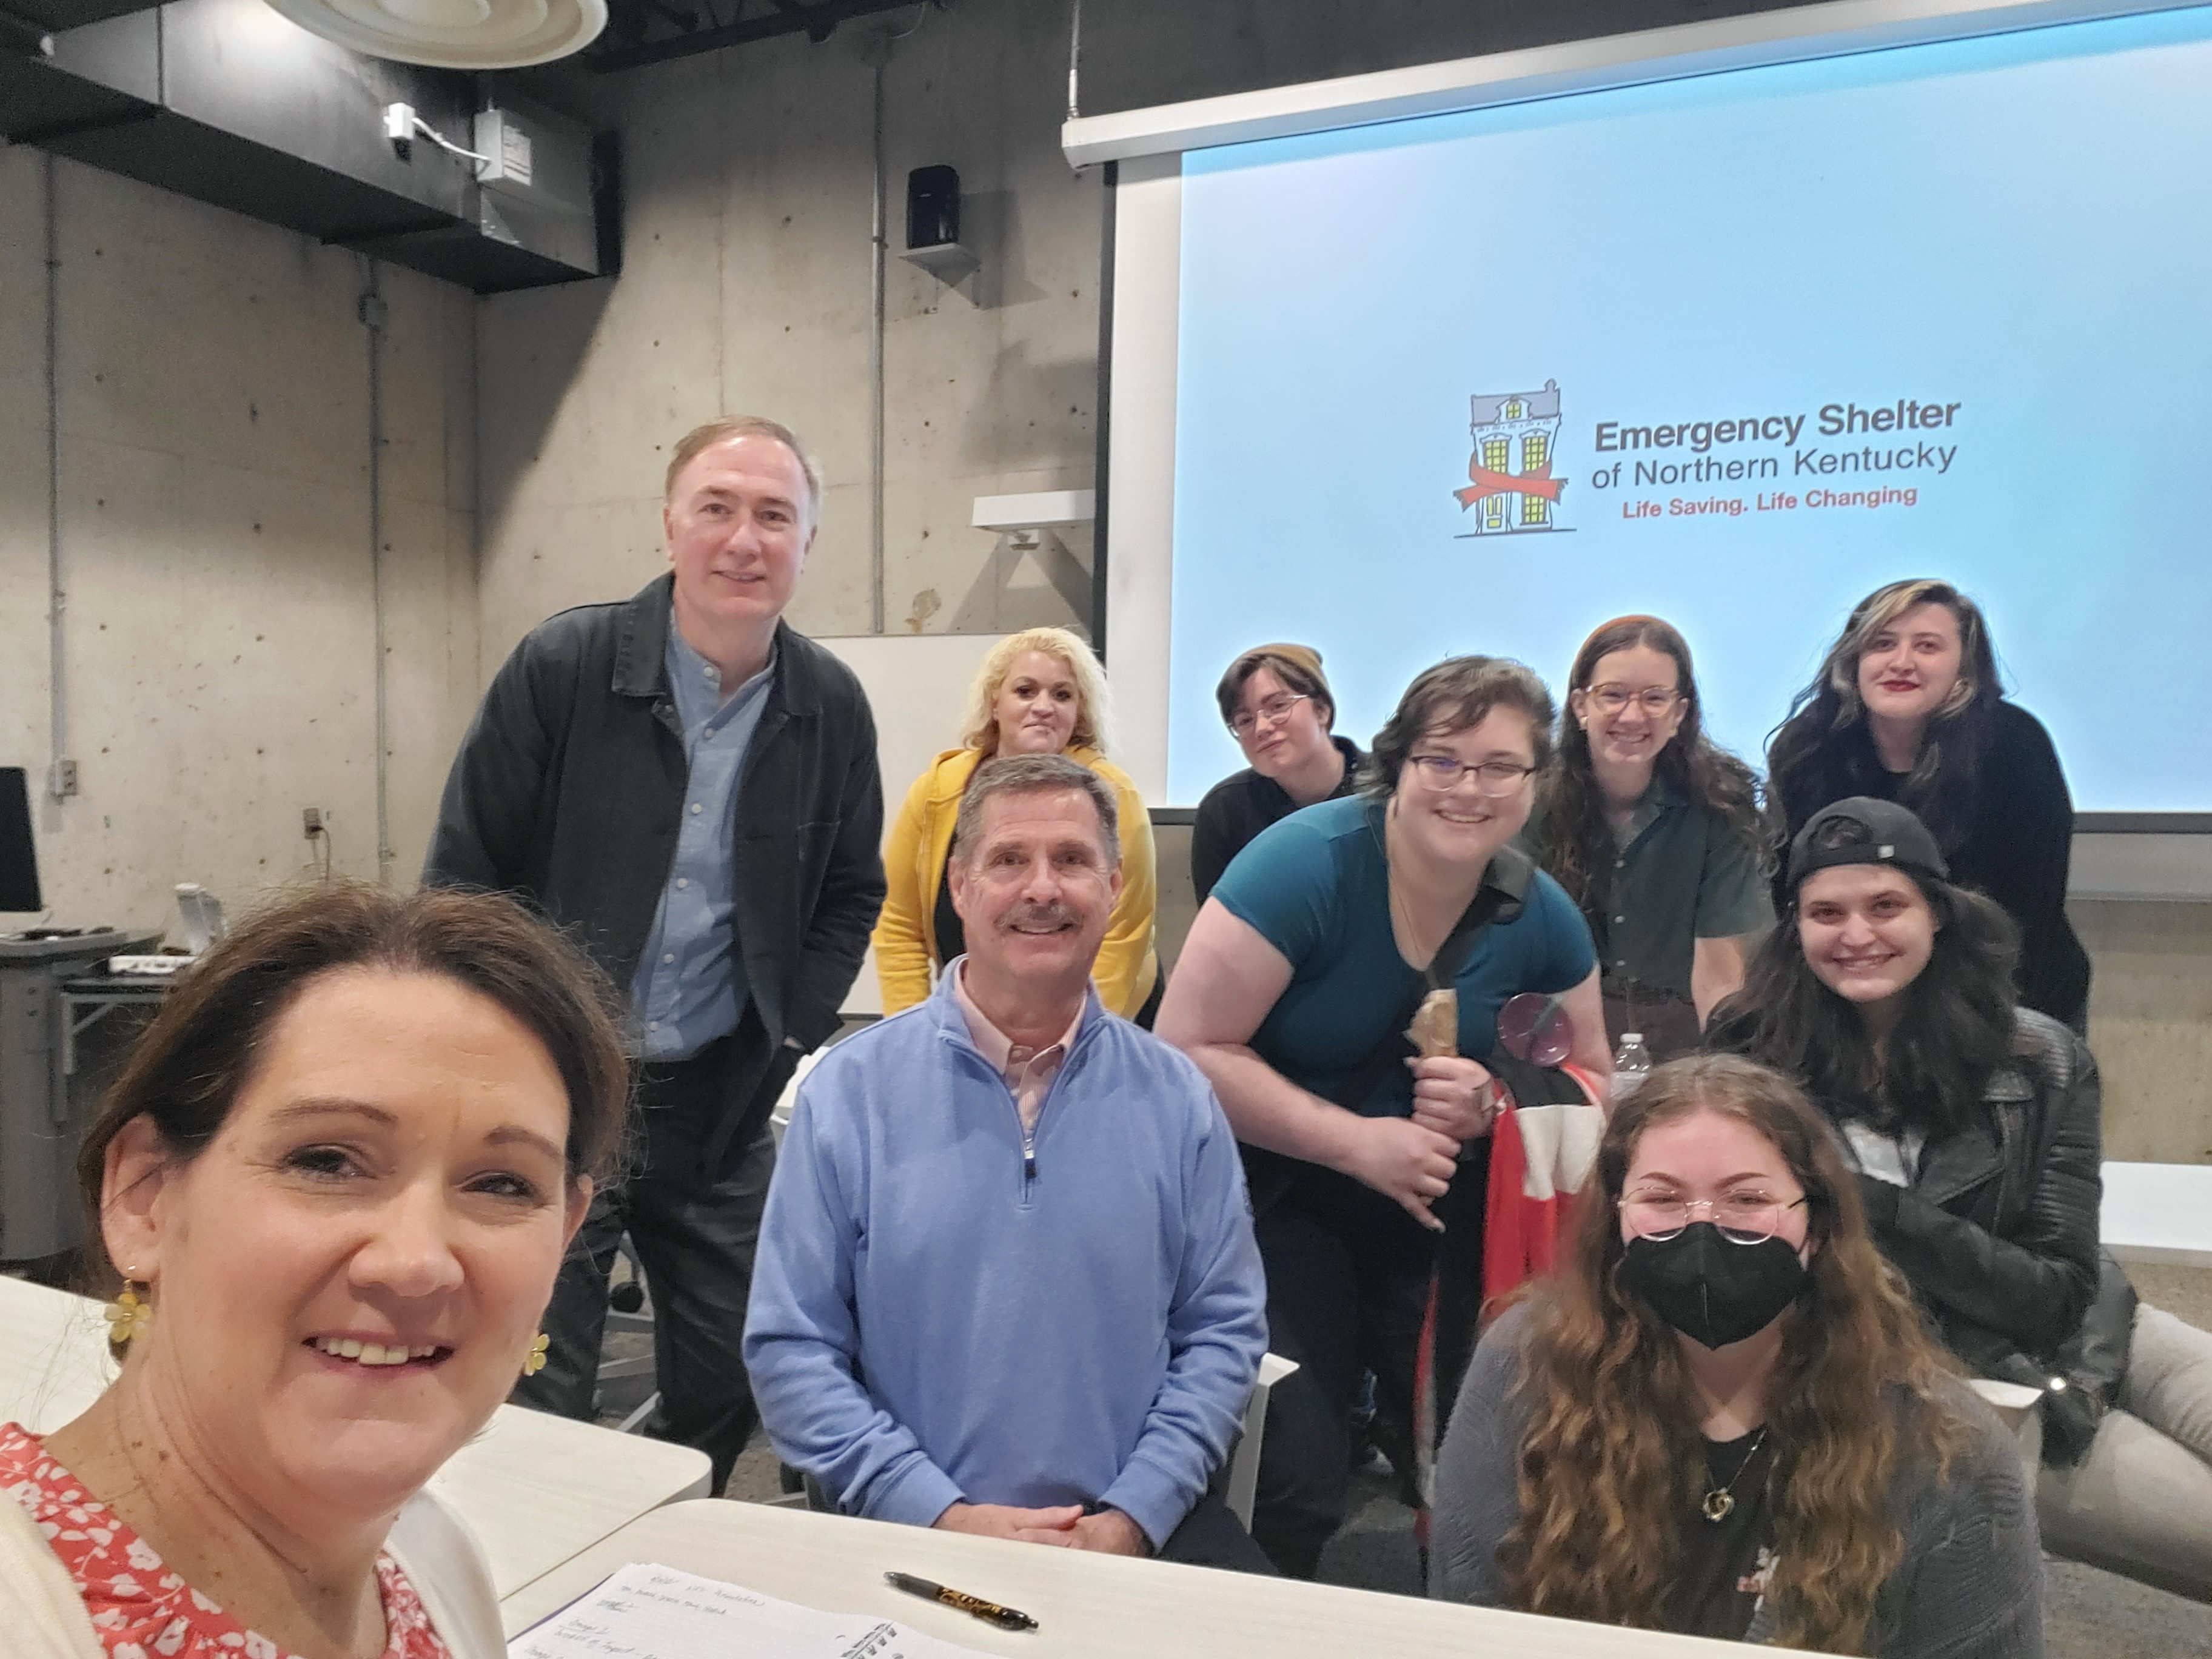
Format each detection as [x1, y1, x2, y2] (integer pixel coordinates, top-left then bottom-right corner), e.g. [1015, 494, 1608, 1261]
[1228, 692, 1310, 737]
[1586, 685, 1681, 716]
[1621, 1191, 1808, 1245]
[1406, 754, 1537, 796]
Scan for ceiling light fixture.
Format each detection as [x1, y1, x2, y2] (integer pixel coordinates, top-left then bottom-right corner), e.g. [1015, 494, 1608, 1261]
[261, 0, 605, 70]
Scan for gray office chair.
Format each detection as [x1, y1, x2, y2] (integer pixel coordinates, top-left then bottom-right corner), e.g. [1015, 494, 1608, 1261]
[597, 1234, 660, 1435]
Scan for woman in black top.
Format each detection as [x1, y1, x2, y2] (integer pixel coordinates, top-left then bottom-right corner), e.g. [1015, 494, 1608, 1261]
[1711, 796, 2212, 1601]
[1188, 643, 1362, 903]
[1433, 1052, 2039, 1657]
[1766, 578, 2090, 1027]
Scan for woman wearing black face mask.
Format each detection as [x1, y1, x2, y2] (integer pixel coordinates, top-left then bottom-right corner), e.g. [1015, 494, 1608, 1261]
[1433, 1054, 2042, 1658]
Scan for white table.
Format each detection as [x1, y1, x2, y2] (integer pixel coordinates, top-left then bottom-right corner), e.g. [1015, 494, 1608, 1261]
[428, 1392, 711, 1598]
[0, 1275, 711, 1598]
[2102, 1160, 2212, 1268]
[500, 1498, 1786, 1656]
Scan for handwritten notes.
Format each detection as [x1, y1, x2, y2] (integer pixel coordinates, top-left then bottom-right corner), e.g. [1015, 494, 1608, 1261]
[509, 1563, 994, 1659]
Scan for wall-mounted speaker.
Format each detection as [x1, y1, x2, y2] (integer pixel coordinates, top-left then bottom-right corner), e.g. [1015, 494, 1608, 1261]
[906, 164, 960, 250]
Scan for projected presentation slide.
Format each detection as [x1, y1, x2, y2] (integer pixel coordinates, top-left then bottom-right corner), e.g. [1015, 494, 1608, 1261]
[1168, 5, 2212, 811]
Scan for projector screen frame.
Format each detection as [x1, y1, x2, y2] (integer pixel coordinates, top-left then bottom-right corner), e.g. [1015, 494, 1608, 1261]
[1062, 0, 2210, 166]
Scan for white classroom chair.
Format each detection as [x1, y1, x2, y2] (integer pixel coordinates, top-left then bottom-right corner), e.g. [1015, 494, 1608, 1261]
[1968, 1376, 2045, 1480]
[1224, 1352, 1299, 1531]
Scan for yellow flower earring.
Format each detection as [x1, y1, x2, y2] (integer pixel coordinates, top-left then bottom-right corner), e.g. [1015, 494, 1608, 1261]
[523, 1333, 551, 1377]
[104, 1273, 153, 1347]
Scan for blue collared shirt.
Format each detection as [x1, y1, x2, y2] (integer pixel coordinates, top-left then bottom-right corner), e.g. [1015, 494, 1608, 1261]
[631, 617, 778, 1061]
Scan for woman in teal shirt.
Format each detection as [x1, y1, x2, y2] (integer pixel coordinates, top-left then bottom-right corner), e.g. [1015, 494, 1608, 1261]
[1158, 656, 1605, 1578]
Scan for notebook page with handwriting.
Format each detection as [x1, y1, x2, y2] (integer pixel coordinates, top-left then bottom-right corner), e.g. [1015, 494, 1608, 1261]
[509, 1561, 991, 1659]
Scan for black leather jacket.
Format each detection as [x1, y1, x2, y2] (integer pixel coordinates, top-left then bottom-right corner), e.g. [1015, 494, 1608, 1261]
[1713, 1007, 2123, 1456]
[425, 575, 885, 1174]
[1854, 1010, 2102, 1371]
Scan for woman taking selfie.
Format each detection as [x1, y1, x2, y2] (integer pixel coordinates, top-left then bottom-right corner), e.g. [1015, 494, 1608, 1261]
[1712, 797, 2212, 1600]
[1524, 615, 1768, 1060]
[1434, 1053, 2041, 1657]
[1159, 655, 1606, 1578]
[874, 626, 1160, 1021]
[1, 883, 625, 1658]
[1766, 578, 2090, 1027]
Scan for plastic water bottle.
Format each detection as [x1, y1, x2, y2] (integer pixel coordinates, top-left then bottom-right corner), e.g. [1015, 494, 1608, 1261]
[1611, 1032, 1653, 1106]
[175, 884, 224, 956]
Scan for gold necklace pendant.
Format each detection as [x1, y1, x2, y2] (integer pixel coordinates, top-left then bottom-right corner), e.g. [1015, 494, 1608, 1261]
[1698, 1426, 1766, 1523]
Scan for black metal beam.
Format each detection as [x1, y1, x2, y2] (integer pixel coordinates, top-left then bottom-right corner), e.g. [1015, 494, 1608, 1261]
[637, 0, 702, 33]
[6, 102, 155, 145]
[588, 0, 922, 69]
[768, 0, 834, 43]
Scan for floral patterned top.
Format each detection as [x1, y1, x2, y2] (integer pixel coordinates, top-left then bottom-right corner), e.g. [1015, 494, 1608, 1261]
[0, 1422, 451, 1659]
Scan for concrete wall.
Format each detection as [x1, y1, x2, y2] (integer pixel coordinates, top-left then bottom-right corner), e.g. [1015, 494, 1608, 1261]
[0, 150, 477, 933]
[2078, 901, 2212, 1162]
[477, 0, 1099, 664]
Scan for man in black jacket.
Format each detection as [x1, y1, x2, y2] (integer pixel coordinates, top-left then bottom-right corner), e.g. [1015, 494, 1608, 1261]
[425, 415, 885, 1487]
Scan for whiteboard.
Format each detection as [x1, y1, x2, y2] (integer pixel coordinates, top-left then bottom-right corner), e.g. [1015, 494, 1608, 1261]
[819, 632, 1000, 1014]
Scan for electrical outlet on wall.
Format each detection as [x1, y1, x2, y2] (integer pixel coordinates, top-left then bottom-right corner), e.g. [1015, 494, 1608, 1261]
[303, 806, 324, 837]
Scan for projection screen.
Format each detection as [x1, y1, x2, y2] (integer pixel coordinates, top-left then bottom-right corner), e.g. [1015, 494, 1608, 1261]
[1081, 0, 2212, 896]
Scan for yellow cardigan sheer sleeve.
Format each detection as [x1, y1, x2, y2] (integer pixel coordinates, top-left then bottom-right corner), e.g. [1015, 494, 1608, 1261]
[1087, 757, 1161, 1019]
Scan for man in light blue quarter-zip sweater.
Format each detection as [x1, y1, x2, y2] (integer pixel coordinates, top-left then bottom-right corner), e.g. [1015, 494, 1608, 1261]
[745, 754, 1272, 1570]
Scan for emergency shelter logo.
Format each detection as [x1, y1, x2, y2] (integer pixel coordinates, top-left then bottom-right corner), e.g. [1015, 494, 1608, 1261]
[1455, 379, 1567, 534]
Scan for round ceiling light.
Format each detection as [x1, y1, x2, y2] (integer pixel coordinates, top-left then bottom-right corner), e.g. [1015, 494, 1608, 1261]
[262, 0, 605, 69]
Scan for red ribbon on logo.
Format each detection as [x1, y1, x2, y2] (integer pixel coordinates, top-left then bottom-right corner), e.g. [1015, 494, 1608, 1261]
[1455, 460, 1565, 509]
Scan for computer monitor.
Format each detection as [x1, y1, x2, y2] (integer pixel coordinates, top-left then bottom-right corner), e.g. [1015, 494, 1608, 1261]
[0, 767, 41, 913]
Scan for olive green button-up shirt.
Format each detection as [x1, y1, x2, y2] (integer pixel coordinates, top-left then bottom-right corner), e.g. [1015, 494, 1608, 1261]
[1521, 777, 1768, 1001]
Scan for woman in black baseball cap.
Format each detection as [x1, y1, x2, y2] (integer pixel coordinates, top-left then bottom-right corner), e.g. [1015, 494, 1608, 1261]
[1708, 797, 2212, 1601]
[1765, 579, 2090, 1030]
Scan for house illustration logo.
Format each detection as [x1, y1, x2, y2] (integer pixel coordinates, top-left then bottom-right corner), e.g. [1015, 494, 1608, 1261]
[1455, 379, 1566, 533]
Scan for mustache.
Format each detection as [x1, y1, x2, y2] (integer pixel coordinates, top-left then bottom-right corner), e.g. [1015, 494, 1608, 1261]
[997, 902, 1079, 933]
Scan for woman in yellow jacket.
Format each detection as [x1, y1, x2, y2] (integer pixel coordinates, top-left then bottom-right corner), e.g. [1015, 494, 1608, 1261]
[874, 626, 1161, 1022]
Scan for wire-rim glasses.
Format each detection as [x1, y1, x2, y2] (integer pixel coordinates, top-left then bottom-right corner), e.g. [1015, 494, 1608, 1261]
[1228, 691, 1310, 737]
[1621, 1191, 1808, 1245]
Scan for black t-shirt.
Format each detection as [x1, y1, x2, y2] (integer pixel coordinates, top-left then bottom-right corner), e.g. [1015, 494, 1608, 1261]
[1664, 1429, 1778, 1641]
[1188, 736, 1362, 903]
[933, 840, 966, 965]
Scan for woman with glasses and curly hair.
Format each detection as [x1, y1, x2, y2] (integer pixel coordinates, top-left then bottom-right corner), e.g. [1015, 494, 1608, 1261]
[1434, 1052, 2042, 1657]
[1766, 578, 2089, 1028]
[1159, 655, 1607, 1578]
[1524, 616, 1769, 1061]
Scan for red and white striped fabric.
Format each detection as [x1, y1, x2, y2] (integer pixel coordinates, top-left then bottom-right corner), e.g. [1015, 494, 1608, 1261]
[1482, 1064, 1607, 1309]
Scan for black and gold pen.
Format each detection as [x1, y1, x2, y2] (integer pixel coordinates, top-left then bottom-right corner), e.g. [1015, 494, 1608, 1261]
[884, 1571, 1038, 1632]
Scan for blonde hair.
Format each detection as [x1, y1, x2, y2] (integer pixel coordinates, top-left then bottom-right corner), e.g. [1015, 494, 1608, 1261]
[958, 628, 1113, 757]
[663, 415, 823, 523]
